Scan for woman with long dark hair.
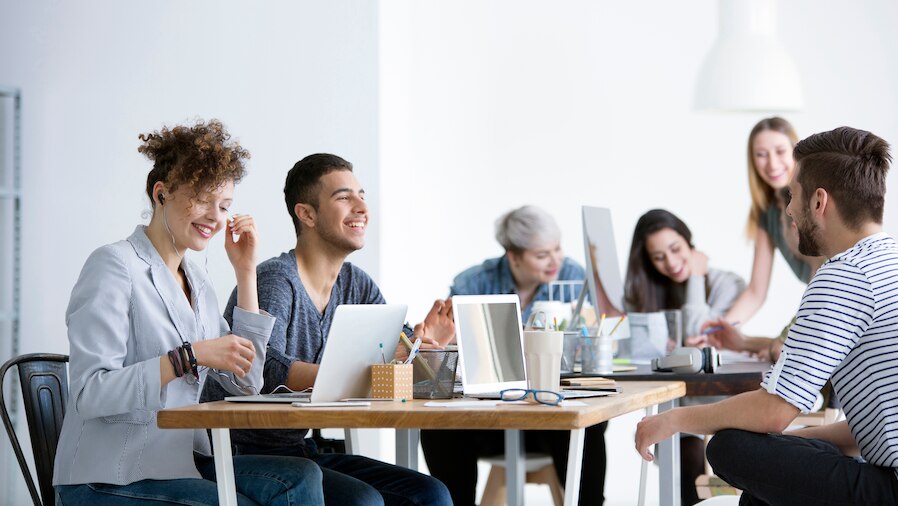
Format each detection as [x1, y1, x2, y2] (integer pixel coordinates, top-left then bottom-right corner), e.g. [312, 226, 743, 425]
[624, 208, 745, 506]
[625, 209, 745, 338]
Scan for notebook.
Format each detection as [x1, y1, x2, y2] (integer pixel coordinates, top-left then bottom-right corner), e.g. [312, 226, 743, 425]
[226, 304, 408, 403]
[452, 294, 614, 400]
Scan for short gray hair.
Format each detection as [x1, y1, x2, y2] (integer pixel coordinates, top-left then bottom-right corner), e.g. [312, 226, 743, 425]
[495, 205, 561, 253]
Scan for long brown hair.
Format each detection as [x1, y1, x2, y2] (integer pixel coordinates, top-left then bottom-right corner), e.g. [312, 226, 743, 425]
[746, 117, 799, 239]
[624, 209, 696, 312]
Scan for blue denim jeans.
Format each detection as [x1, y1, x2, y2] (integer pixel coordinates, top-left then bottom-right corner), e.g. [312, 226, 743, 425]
[234, 439, 452, 506]
[707, 429, 898, 505]
[55, 453, 324, 505]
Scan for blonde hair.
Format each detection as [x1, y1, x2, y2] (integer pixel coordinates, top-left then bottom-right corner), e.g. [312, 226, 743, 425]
[745, 117, 799, 239]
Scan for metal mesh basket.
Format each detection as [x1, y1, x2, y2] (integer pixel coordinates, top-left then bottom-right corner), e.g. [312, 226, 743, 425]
[412, 349, 459, 399]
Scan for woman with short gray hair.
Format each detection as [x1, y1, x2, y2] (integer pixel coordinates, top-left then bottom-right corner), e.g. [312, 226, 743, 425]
[450, 205, 582, 322]
[495, 205, 562, 253]
[424, 205, 608, 506]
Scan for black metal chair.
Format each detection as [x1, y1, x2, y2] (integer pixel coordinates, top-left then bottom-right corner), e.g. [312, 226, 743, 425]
[0, 353, 69, 506]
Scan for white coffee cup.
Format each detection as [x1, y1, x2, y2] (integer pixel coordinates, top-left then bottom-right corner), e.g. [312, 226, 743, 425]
[523, 330, 564, 394]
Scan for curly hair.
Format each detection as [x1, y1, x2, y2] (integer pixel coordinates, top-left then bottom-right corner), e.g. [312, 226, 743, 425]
[138, 119, 250, 205]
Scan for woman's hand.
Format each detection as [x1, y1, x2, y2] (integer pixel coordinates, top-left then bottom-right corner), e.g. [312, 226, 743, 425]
[689, 250, 709, 278]
[700, 319, 745, 351]
[224, 214, 258, 275]
[193, 334, 256, 378]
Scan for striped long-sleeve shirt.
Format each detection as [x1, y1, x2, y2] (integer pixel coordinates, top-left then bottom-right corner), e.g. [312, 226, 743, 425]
[763, 232, 898, 474]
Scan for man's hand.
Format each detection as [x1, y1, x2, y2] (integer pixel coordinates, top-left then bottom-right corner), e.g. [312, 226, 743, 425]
[635, 411, 677, 461]
[421, 299, 455, 346]
[393, 329, 442, 362]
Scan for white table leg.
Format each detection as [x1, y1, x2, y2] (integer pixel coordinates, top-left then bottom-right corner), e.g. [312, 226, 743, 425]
[396, 429, 419, 470]
[563, 428, 586, 506]
[638, 405, 658, 506]
[344, 428, 360, 455]
[211, 428, 238, 506]
[505, 429, 525, 506]
[657, 399, 681, 506]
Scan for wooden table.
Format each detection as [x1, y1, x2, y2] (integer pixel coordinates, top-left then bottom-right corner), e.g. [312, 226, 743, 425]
[594, 360, 769, 506]
[158, 381, 685, 506]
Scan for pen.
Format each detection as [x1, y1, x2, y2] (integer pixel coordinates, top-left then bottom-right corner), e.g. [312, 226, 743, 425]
[609, 315, 627, 336]
[380, 343, 386, 364]
[598, 313, 607, 336]
[701, 321, 741, 335]
[405, 338, 422, 364]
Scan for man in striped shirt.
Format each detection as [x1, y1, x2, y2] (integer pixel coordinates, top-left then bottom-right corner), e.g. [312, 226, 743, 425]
[635, 126, 898, 504]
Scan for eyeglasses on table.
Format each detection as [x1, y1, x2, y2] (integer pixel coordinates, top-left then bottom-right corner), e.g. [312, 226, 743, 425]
[499, 388, 564, 406]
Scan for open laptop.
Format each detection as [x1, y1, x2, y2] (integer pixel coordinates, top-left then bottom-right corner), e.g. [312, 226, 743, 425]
[452, 294, 615, 400]
[226, 304, 408, 403]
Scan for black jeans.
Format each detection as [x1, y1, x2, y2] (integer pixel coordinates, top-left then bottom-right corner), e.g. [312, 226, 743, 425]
[421, 423, 607, 506]
[707, 429, 898, 506]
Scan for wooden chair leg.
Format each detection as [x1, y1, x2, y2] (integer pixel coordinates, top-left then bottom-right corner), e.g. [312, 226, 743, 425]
[528, 464, 565, 506]
[480, 465, 507, 506]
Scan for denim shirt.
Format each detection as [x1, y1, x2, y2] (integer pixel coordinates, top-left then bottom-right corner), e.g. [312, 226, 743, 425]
[449, 255, 586, 322]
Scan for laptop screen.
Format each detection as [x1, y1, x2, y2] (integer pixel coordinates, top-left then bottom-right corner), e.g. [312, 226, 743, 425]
[452, 294, 527, 394]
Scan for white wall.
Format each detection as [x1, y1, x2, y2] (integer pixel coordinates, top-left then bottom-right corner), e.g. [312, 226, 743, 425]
[0, 2, 381, 503]
[380, 0, 898, 334]
[380, 1, 898, 504]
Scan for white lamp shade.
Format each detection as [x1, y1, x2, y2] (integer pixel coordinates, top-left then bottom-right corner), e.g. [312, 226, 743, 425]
[694, 0, 803, 112]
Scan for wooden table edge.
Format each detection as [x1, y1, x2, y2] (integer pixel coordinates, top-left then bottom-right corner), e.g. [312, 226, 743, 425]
[158, 381, 685, 431]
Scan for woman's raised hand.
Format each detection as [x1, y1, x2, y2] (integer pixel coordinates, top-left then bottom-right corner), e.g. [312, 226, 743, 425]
[689, 250, 709, 278]
[193, 334, 256, 378]
[224, 214, 258, 275]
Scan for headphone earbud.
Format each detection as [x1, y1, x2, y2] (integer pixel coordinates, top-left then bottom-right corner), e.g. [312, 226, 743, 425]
[157, 193, 165, 205]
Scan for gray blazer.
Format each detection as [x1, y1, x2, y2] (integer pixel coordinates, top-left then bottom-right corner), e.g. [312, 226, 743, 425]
[53, 226, 274, 486]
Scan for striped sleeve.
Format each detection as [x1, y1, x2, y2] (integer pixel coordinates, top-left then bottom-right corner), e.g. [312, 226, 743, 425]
[762, 260, 874, 413]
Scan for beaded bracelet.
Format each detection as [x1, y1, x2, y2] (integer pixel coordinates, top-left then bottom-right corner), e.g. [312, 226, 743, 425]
[182, 342, 199, 379]
[167, 349, 184, 378]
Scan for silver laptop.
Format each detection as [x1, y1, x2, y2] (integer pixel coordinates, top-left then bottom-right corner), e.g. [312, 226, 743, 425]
[452, 295, 613, 400]
[226, 304, 408, 403]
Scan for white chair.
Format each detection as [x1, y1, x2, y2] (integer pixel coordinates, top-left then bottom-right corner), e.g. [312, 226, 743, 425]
[480, 453, 564, 506]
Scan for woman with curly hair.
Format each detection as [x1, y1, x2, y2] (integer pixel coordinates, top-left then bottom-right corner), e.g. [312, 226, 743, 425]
[52, 120, 324, 505]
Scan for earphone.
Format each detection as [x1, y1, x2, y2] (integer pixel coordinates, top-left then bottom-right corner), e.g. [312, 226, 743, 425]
[156, 191, 183, 260]
[651, 346, 720, 374]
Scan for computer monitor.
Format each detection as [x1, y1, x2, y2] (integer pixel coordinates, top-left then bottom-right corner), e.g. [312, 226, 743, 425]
[581, 206, 629, 337]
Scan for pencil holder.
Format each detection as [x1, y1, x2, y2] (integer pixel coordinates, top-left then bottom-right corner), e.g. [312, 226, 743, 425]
[371, 363, 413, 400]
[412, 350, 459, 399]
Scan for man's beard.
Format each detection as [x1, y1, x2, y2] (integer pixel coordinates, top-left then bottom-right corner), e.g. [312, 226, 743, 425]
[796, 209, 823, 257]
[317, 219, 364, 254]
